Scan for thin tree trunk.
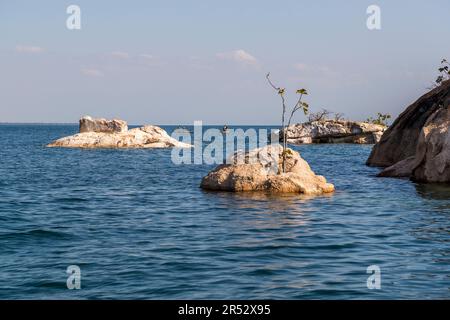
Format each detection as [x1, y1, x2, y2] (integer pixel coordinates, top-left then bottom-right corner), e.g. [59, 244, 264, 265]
[281, 100, 286, 173]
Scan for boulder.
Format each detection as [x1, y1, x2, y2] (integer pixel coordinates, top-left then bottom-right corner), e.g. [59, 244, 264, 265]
[411, 107, 450, 182]
[284, 120, 386, 145]
[377, 105, 450, 182]
[47, 117, 191, 149]
[200, 144, 335, 195]
[377, 156, 416, 178]
[368, 80, 450, 183]
[79, 116, 128, 133]
[367, 80, 450, 167]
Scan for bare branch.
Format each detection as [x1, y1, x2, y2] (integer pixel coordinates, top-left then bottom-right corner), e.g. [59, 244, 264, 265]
[266, 73, 280, 91]
[308, 109, 332, 122]
[334, 112, 345, 121]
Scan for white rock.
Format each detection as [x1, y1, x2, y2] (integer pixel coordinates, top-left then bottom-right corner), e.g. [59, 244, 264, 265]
[47, 117, 191, 149]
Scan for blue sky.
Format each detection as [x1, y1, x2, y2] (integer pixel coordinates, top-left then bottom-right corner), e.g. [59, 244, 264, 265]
[1, 0, 449, 124]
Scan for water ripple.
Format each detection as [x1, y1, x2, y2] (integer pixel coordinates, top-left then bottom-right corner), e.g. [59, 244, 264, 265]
[0, 125, 449, 299]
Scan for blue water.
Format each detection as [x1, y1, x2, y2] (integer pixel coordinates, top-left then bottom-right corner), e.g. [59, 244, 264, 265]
[0, 124, 449, 299]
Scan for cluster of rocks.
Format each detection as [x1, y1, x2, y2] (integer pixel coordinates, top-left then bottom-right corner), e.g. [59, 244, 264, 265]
[200, 144, 335, 195]
[47, 116, 191, 149]
[47, 77, 449, 197]
[367, 80, 450, 183]
[47, 116, 335, 195]
[283, 120, 386, 144]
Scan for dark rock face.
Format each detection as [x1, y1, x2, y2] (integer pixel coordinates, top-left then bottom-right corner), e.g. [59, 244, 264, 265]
[408, 106, 450, 182]
[367, 80, 450, 183]
[367, 80, 450, 167]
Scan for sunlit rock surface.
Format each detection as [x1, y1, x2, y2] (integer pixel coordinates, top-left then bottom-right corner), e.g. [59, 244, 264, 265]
[47, 117, 191, 149]
[284, 120, 386, 144]
[200, 145, 335, 195]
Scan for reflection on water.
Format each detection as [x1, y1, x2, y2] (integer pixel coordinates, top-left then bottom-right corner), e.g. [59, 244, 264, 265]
[202, 190, 315, 229]
[1, 125, 450, 299]
[202, 190, 333, 212]
[415, 183, 450, 201]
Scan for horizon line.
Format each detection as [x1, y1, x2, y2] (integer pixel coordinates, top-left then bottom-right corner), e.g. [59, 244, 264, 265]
[0, 122, 282, 126]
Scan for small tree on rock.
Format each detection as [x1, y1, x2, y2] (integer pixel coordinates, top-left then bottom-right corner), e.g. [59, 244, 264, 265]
[366, 113, 391, 126]
[435, 59, 450, 86]
[308, 109, 332, 122]
[266, 73, 309, 173]
[428, 59, 450, 89]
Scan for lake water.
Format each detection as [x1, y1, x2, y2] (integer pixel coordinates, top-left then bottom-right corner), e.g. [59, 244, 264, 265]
[0, 124, 449, 299]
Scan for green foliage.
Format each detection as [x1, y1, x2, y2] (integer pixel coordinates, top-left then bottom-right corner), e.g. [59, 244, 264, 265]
[366, 113, 391, 126]
[301, 102, 309, 115]
[433, 59, 450, 87]
[266, 73, 309, 173]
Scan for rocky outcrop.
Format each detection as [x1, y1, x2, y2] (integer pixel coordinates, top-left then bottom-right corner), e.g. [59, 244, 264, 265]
[200, 144, 335, 195]
[367, 80, 450, 167]
[411, 107, 450, 182]
[376, 156, 416, 178]
[47, 117, 191, 149]
[377, 106, 450, 182]
[79, 116, 128, 133]
[367, 80, 450, 183]
[284, 120, 386, 144]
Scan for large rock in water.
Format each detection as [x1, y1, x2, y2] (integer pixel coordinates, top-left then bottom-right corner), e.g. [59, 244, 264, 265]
[79, 116, 128, 133]
[47, 116, 191, 149]
[200, 145, 335, 195]
[284, 120, 386, 144]
[367, 80, 450, 183]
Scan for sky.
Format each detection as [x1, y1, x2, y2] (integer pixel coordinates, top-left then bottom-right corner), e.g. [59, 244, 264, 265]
[1, 0, 449, 124]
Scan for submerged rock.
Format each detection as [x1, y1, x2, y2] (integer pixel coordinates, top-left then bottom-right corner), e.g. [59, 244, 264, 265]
[368, 80, 450, 183]
[47, 117, 191, 149]
[200, 145, 334, 195]
[284, 120, 386, 144]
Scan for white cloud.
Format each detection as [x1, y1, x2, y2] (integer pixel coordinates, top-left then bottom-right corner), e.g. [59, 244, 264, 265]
[15, 45, 45, 54]
[81, 68, 104, 77]
[294, 63, 338, 78]
[294, 63, 308, 71]
[216, 49, 259, 66]
[137, 54, 166, 67]
[138, 54, 154, 59]
[110, 51, 130, 59]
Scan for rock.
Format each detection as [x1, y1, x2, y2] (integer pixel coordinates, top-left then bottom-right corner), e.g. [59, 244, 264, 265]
[409, 106, 450, 182]
[47, 117, 191, 149]
[377, 156, 416, 178]
[200, 144, 335, 195]
[370, 80, 450, 183]
[367, 80, 450, 167]
[284, 120, 386, 145]
[79, 115, 128, 133]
